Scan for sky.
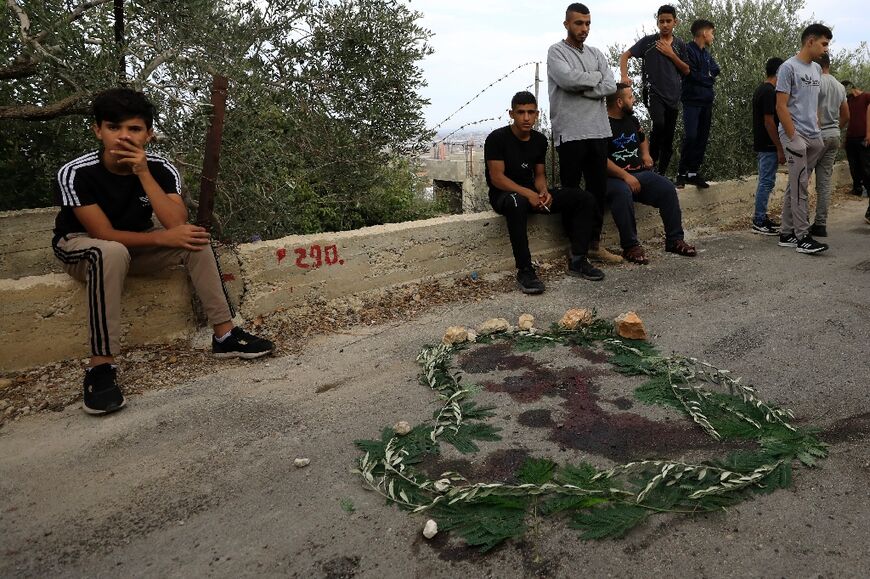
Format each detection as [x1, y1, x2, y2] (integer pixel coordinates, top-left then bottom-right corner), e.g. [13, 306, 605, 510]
[408, 0, 867, 137]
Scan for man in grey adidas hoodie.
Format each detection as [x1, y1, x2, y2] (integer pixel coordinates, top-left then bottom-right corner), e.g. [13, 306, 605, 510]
[548, 2, 621, 263]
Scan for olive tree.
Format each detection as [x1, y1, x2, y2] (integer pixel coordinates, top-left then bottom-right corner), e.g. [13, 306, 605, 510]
[1, 0, 436, 240]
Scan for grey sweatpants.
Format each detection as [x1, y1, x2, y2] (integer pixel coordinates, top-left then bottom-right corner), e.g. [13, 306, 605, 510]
[780, 132, 825, 239]
[53, 232, 234, 357]
[813, 136, 840, 226]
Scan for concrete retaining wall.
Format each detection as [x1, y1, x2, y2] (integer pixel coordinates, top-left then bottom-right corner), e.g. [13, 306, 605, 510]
[0, 163, 849, 371]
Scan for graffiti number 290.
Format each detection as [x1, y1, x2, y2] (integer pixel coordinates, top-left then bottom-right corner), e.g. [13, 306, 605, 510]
[292, 244, 344, 269]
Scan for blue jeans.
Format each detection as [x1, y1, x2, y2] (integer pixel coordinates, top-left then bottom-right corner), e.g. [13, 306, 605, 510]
[754, 151, 778, 225]
[606, 170, 685, 249]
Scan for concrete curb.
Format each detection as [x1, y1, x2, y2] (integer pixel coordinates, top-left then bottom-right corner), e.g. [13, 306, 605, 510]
[0, 163, 850, 371]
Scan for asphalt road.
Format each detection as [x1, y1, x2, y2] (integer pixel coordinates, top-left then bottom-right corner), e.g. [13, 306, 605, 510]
[1, 197, 868, 578]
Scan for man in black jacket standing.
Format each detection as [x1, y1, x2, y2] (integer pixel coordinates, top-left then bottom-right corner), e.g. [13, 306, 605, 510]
[676, 19, 719, 189]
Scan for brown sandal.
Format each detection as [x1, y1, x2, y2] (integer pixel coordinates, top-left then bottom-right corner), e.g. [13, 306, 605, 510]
[623, 245, 650, 265]
[666, 239, 697, 257]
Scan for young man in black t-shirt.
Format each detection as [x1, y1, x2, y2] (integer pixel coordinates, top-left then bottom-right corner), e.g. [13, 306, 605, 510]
[605, 84, 696, 264]
[750, 57, 785, 235]
[53, 88, 274, 415]
[618, 4, 689, 177]
[485, 91, 603, 294]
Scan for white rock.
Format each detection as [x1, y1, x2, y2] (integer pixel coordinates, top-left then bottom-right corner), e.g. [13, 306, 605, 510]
[293, 458, 310, 468]
[393, 421, 412, 436]
[518, 314, 535, 331]
[423, 519, 439, 539]
[478, 318, 510, 335]
[433, 478, 451, 492]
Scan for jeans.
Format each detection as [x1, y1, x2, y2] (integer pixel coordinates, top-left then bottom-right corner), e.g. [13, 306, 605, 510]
[605, 170, 685, 249]
[678, 104, 713, 175]
[647, 93, 680, 176]
[813, 136, 840, 225]
[490, 187, 596, 270]
[754, 151, 779, 225]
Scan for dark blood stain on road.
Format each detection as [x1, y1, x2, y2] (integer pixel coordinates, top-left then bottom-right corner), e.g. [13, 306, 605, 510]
[473, 352, 724, 462]
[610, 396, 634, 410]
[457, 342, 535, 374]
[571, 345, 610, 364]
[517, 409, 554, 427]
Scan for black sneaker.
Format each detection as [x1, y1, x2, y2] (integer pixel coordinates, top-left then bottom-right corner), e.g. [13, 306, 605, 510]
[516, 267, 545, 294]
[689, 174, 710, 188]
[751, 218, 780, 235]
[778, 233, 798, 247]
[82, 364, 126, 415]
[567, 256, 605, 281]
[795, 235, 828, 254]
[212, 327, 275, 359]
[865, 206, 870, 224]
[809, 223, 827, 237]
[674, 174, 687, 189]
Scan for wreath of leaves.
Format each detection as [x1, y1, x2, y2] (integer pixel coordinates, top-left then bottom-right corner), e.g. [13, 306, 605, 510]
[353, 318, 827, 551]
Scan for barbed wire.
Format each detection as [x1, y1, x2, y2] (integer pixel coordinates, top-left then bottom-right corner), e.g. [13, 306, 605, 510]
[429, 61, 539, 132]
[436, 115, 505, 143]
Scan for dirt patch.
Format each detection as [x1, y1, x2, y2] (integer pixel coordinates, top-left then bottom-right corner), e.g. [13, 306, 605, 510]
[420, 449, 532, 486]
[321, 555, 360, 579]
[821, 412, 870, 444]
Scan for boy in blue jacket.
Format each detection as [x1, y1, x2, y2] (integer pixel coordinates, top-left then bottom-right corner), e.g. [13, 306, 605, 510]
[676, 19, 720, 189]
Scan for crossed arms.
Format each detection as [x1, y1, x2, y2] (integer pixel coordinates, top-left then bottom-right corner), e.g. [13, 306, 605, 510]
[548, 45, 617, 99]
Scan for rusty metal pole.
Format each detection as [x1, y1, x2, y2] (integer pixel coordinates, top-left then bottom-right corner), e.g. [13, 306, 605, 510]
[534, 62, 540, 103]
[197, 75, 229, 231]
[114, 0, 126, 85]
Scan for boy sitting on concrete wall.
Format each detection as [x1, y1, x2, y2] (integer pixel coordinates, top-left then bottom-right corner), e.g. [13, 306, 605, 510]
[52, 88, 273, 415]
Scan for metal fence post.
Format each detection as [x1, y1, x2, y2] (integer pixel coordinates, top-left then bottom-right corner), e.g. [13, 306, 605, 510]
[196, 75, 229, 231]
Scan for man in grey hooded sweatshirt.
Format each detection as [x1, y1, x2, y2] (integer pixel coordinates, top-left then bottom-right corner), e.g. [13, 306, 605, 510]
[548, 2, 621, 263]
